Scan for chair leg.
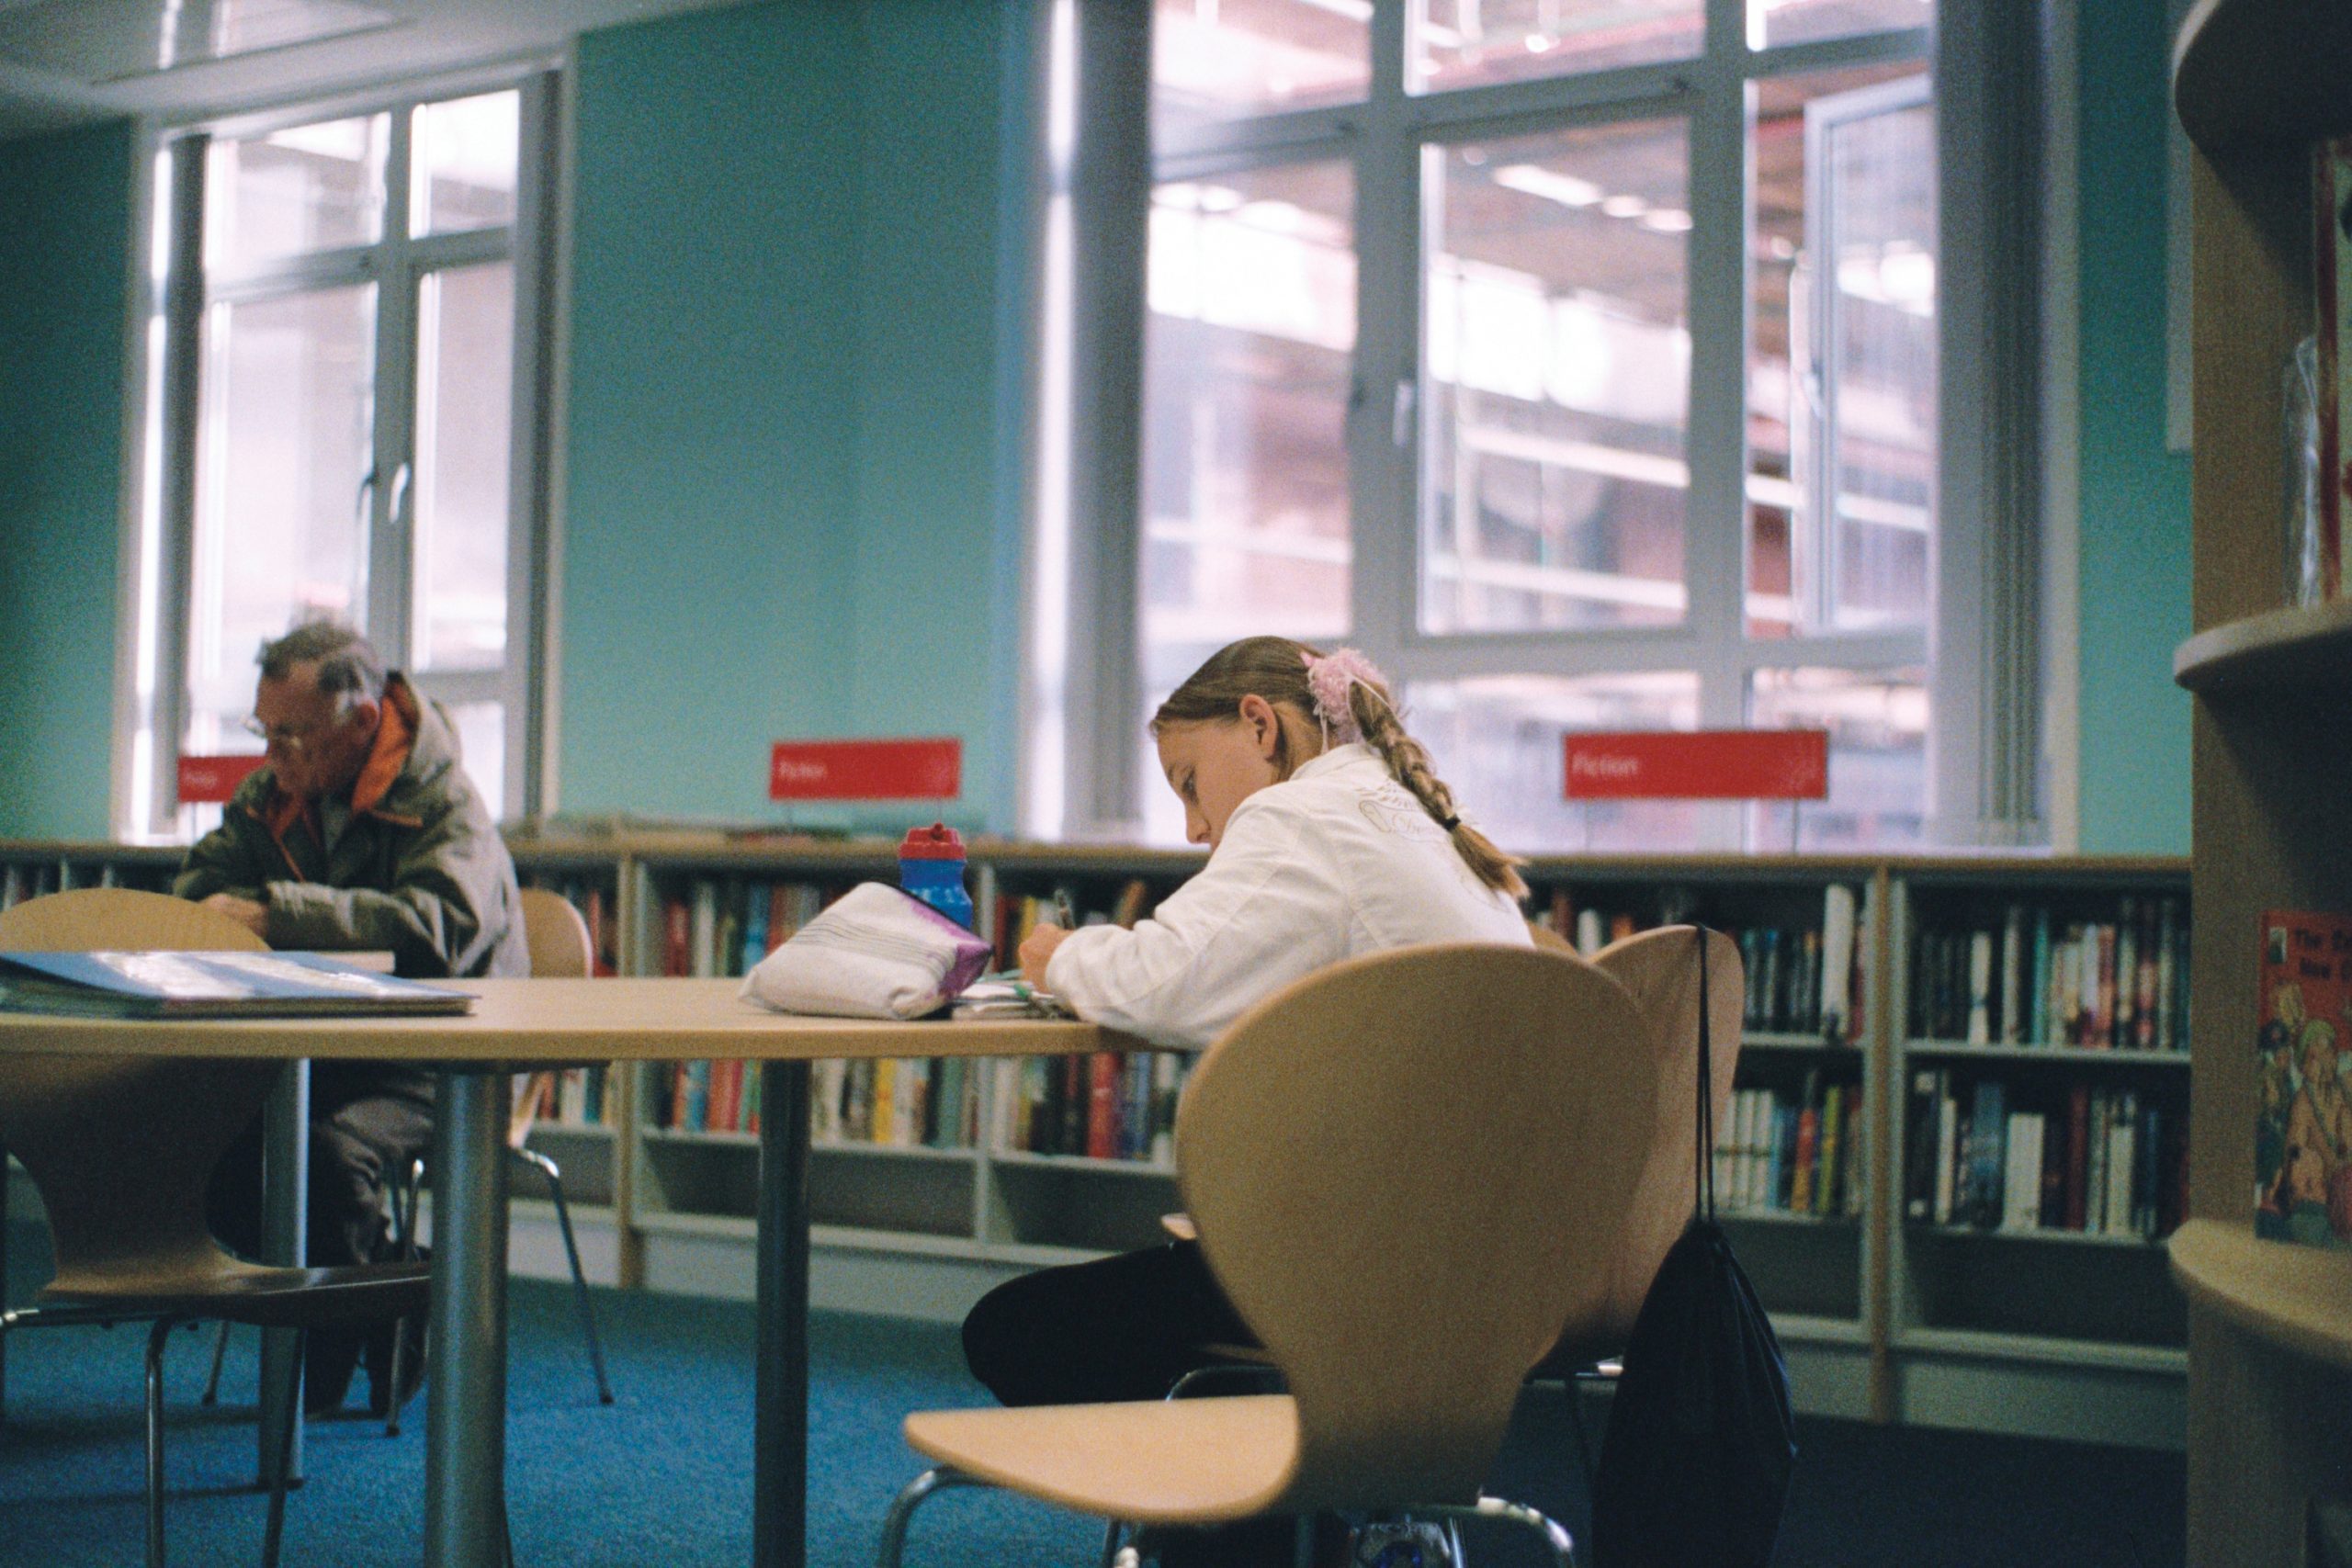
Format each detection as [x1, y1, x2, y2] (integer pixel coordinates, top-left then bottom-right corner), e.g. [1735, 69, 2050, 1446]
[385, 1156, 426, 1438]
[1416, 1496, 1577, 1568]
[145, 1316, 179, 1568]
[876, 1465, 992, 1568]
[517, 1145, 615, 1404]
[263, 1329, 304, 1568]
[199, 1321, 232, 1406]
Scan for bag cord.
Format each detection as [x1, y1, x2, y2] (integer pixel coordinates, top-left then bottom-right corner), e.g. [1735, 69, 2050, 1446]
[1695, 923, 1715, 1224]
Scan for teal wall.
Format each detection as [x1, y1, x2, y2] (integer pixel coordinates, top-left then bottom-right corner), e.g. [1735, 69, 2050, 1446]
[560, 0, 1025, 833]
[0, 122, 131, 840]
[2072, 3, 2195, 854]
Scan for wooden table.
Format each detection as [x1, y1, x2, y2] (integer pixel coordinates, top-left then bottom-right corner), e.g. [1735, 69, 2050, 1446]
[0, 978, 1136, 1568]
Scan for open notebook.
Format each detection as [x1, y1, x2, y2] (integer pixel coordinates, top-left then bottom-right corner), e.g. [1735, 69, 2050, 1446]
[0, 951, 472, 1019]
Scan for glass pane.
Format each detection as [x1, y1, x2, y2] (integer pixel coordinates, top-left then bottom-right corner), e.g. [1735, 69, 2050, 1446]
[1421, 118, 1690, 635]
[203, 114, 389, 271]
[413, 262, 514, 671]
[1410, 0, 1701, 94]
[447, 699, 506, 820]
[1745, 666, 1926, 850]
[1822, 94, 1934, 631]
[1408, 673, 1703, 853]
[1142, 163, 1355, 706]
[1750, 0, 1931, 51]
[412, 90, 520, 236]
[183, 284, 378, 758]
[1746, 65, 1926, 637]
[1153, 0, 1368, 138]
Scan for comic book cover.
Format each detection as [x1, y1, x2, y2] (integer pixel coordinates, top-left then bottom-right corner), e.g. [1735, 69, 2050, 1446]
[2255, 911, 2352, 1247]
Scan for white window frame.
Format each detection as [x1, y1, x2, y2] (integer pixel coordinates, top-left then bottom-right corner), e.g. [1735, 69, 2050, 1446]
[1057, 0, 2047, 852]
[111, 61, 564, 840]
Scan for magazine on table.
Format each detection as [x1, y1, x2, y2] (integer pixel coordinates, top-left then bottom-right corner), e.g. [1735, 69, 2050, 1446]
[0, 950, 472, 1019]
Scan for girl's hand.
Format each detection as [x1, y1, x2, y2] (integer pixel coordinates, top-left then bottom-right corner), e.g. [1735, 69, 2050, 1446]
[1020, 923, 1073, 987]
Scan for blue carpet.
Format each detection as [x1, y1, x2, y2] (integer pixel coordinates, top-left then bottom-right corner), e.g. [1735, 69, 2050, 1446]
[0, 1230, 2186, 1567]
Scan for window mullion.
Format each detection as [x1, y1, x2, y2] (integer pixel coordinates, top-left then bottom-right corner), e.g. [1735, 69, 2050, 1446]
[152, 135, 209, 834]
[1685, 12, 1752, 695]
[1347, 0, 1416, 671]
[504, 71, 560, 820]
[369, 100, 418, 669]
[1684, 0, 1757, 850]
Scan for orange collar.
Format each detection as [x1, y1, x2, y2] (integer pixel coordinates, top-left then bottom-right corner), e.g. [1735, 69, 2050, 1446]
[350, 679, 419, 816]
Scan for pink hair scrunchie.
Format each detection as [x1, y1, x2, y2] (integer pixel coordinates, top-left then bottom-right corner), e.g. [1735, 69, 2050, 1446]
[1301, 647, 1386, 747]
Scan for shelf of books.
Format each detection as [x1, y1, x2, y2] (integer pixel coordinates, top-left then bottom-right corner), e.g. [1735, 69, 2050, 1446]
[614, 844, 1211, 1304]
[1886, 861, 2193, 1445]
[1525, 856, 1886, 1421]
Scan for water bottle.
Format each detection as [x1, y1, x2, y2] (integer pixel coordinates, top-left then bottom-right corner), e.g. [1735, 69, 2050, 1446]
[898, 821, 974, 931]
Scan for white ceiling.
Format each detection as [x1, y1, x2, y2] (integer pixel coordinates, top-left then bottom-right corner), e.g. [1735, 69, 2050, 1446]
[0, 0, 752, 141]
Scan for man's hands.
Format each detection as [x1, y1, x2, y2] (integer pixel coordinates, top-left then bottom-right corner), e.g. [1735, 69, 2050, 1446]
[200, 892, 269, 939]
[1018, 922, 1072, 987]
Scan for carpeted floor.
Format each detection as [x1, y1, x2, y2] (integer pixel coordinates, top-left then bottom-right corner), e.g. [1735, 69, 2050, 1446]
[0, 1236, 2186, 1567]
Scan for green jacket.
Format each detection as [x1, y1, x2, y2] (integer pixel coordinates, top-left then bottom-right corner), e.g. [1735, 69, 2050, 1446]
[175, 674, 528, 980]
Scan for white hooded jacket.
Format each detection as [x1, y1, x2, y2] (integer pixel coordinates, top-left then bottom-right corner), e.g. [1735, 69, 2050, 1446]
[1044, 742, 1532, 1049]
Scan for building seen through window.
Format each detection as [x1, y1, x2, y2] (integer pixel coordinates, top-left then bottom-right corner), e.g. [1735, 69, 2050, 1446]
[1129, 0, 1954, 852]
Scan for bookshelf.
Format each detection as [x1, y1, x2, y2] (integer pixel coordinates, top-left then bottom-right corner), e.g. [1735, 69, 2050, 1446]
[2172, 0, 2352, 1560]
[1889, 863, 2194, 1446]
[0, 834, 2198, 1444]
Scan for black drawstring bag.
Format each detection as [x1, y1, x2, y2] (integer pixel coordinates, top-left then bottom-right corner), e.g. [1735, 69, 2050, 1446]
[1590, 927, 1797, 1568]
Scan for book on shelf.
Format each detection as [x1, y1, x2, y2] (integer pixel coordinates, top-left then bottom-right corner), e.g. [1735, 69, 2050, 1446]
[1713, 1073, 1861, 1219]
[2314, 136, 2352, 602]
[1903, 1068, 2181, 1241]
[0, 950, 470, 1019]
[519, 1065, 618, 1130]
[992, 1050, 1188, 1165]
[1537, 882, 1864, 1044]
[2255, 909, 2352, 1247]
[988, 877, 1159, 971]
[1910, 897, 2188, 1051]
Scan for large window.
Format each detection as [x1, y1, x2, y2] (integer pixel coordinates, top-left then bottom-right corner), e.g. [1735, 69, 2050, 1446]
[1103, 0, 2030, 853]
[127, 79, 553, 837]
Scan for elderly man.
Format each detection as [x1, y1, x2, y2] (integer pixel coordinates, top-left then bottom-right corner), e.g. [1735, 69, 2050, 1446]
[177, 619, 527, 1416]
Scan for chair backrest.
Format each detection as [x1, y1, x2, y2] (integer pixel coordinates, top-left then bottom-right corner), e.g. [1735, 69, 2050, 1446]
[516, 886, 593, 979]
[0, 889, 277, 1296]
[1567, 925, 1744, 1365]
[507, 888, 594, 1148]
[1177, 942, 1655, 1513]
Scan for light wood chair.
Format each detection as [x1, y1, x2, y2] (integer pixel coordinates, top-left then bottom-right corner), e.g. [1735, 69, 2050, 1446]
[877, 942, 1658, 1568]
[380, 884, 615, 1429]
[1154, 924, 1745, 1492]
[0, 888, 430, 1568]
[1533, 925, 1744, 1482]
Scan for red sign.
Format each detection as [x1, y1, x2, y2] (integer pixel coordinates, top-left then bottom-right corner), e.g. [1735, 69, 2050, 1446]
[1564, 730, 1829, 801]
[176, 753, 267, 804]
[769, 739, 962, 801]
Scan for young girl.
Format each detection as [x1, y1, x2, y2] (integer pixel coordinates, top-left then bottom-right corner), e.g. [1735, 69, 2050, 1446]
[1016, 635, 1532, 1052]
[965, 636, 1533, 1417]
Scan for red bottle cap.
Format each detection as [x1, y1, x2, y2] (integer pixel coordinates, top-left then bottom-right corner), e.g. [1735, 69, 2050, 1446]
[898, 822, 966, 860]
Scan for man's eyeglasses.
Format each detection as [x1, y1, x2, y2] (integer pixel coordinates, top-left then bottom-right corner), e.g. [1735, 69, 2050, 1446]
[242, 716, 325, 753]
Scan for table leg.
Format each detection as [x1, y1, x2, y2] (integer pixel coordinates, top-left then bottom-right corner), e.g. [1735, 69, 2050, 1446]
[257, 1060, 308, 1486]
[425, 1070, 509, 1568]
[754, 1061, 812, 1568]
